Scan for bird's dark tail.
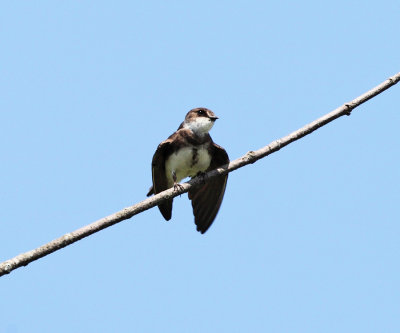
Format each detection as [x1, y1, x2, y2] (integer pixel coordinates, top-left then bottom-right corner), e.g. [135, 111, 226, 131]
[146, 186, 154, 196]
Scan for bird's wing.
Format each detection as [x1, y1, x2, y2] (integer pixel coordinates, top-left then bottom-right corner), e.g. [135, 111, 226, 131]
[188, 143, 229, 233]
[151, 140, 173, 221]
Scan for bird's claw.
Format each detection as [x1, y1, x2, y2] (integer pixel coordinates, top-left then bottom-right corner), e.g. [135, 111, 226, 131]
[173, 183, 184, 195]
[196, 171, 207, 184]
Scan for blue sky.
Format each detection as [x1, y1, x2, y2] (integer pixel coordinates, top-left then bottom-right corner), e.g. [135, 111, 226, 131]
[1, 1, 399, 332]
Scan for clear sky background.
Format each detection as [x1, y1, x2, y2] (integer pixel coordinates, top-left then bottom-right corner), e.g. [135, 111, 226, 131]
[1, 1, 399, 332]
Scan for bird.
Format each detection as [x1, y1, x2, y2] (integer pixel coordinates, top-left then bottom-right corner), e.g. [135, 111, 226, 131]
[147, 107, 229, 234]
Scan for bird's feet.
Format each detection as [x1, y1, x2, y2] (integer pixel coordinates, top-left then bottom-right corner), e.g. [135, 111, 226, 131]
[196, 171, 207, 184]
[172, 170, 184, 195]
[173, 182, 184, 195]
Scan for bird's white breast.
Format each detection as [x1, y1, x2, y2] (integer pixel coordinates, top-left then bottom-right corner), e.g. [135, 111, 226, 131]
[165, 145, 211, 186]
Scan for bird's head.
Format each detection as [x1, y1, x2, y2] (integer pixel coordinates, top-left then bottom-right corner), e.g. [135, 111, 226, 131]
[183, 107, 218, 136]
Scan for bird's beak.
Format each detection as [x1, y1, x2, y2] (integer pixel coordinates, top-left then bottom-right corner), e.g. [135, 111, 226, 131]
[209, 116, 219, 121]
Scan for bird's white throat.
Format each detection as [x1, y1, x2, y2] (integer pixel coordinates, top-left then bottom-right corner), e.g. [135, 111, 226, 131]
[183, 117, 214, 136]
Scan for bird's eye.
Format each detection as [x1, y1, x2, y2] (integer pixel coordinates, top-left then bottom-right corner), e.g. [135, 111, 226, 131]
[197, 109, 205, 115]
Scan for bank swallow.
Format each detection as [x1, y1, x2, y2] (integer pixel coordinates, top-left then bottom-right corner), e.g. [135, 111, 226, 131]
[147, 107, 229, 234]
